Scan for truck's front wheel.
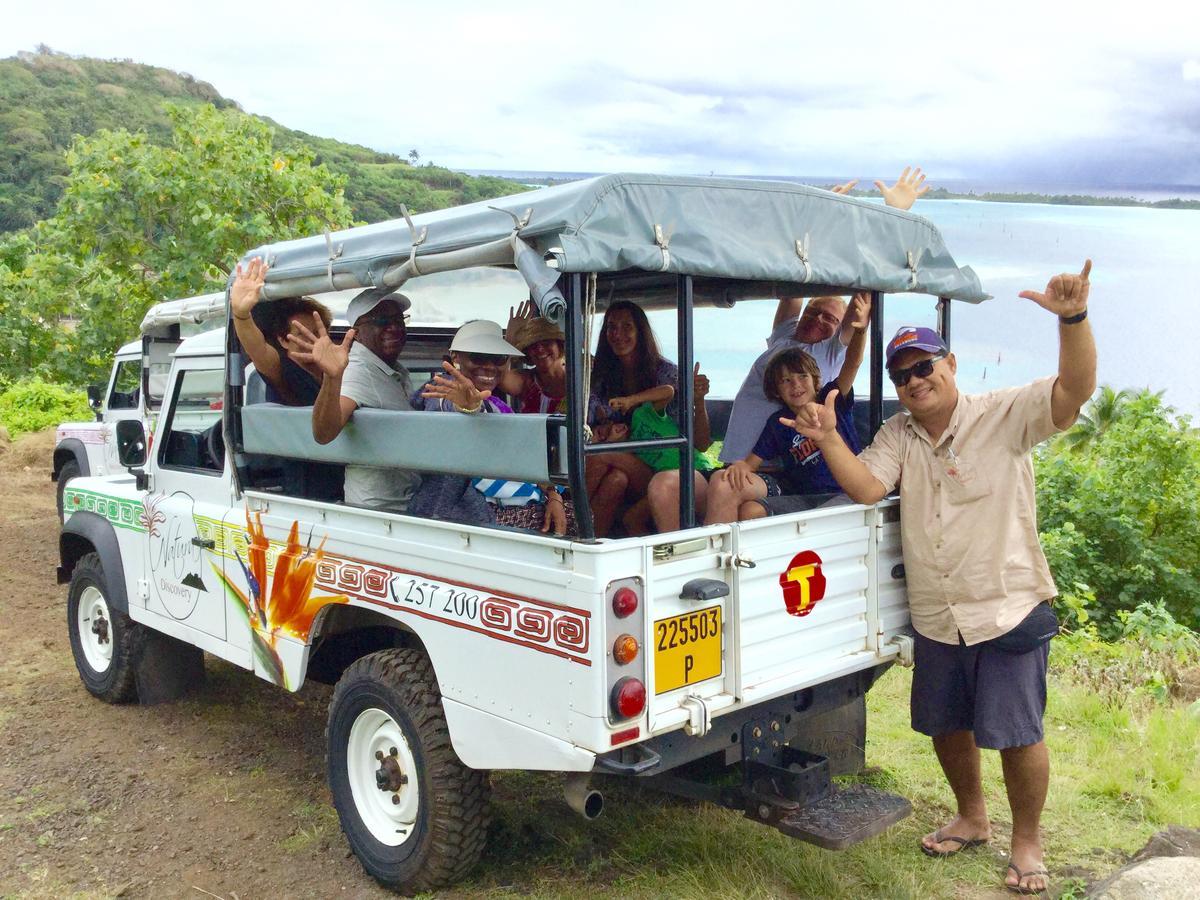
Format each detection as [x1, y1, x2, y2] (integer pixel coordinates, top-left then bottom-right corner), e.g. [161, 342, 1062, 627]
[67, 552, 141, 703]
[327, 648, 489, 893]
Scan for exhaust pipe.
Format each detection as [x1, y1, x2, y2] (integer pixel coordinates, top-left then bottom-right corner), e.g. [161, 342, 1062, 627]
[563, 773, 604, 820]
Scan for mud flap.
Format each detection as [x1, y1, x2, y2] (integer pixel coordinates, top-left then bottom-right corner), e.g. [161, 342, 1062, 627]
[135, 630, 205, 704]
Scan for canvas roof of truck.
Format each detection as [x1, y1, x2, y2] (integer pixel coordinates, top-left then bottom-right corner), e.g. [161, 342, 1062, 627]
[139, 292, 227, 335]
[242, 172, 989, 306]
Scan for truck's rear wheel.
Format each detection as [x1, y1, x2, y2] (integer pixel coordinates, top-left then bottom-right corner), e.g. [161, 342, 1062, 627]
[327, 648, 489, 893]
[67, 552, 140, 703]
[56, 459, 80, 518]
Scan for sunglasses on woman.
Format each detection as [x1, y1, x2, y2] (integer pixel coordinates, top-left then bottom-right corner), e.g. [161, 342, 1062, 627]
[462, 352, 508, 366]
[888, 351, 948, 387]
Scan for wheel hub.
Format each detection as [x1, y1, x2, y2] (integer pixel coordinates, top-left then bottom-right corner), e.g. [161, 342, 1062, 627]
[346, 708, 420, 846]
[77, 585, 114, 673]
[375, 747, 409, 795]
[91, 614, 110, 644]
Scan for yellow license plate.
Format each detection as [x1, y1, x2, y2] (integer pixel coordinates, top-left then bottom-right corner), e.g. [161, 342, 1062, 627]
[654, 606, 722, 695]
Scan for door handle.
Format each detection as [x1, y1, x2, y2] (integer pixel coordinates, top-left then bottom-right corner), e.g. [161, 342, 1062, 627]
[191, 537, 216, 550]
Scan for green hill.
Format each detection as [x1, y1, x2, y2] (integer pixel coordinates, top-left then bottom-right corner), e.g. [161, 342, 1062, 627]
[0, 45, 525, 232]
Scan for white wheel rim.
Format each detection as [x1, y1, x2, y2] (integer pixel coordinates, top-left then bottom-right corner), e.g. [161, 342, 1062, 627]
[347, 707, 420, 846]
[78, 586, 113, 673]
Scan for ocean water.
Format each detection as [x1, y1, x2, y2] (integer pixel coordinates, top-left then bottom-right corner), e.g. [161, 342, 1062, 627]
[656, 200, 1200, 419]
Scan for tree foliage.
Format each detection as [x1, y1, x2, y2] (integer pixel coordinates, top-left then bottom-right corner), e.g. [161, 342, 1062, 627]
[0, 47, 525, 233]
[55, 103, 354, 297]
[1037, 388, 1200, 634]
[0, 103, 355, 385]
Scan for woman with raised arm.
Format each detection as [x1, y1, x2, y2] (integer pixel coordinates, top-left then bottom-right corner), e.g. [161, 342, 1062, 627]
[230, 256, 331, 405]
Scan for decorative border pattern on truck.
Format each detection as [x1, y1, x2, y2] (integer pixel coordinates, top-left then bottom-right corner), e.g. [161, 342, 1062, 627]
[63, 487, 147, 533]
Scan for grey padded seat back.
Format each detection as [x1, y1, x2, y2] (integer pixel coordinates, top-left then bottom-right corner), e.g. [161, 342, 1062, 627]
[245, 369, 267, 405]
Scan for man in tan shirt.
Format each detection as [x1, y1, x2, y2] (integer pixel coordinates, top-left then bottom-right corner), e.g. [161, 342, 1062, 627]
[784, 261, 1095, 895]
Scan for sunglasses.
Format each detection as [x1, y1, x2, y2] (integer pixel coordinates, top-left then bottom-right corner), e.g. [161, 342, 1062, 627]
[888, 351, 947, 387]
[361, 314, 409, 329]
[462, 352, 508, 366]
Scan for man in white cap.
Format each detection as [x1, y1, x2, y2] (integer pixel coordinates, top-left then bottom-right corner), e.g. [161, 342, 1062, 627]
[286, 287, 419, 510]
[785, 261, 1096, 895]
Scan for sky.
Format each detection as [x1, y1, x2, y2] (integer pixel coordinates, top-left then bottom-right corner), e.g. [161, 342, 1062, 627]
[5, 0, 1200, 185]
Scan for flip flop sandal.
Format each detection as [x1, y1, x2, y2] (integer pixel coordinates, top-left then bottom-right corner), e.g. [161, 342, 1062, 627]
[1005, 860, 1050, 895]
[920, 831, 989, 858]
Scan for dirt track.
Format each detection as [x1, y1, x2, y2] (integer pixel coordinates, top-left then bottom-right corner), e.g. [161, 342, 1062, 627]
[0, 431, 400, 898]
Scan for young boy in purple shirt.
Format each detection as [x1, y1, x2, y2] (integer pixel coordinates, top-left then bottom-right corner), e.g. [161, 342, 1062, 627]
[704, 293, 870, 523]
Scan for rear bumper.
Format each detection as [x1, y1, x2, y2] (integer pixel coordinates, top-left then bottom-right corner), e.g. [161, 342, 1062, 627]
[595, 661, 892, 776]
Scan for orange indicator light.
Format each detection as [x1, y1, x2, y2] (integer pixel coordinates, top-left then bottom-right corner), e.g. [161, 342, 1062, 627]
[613, 633, 639, 665]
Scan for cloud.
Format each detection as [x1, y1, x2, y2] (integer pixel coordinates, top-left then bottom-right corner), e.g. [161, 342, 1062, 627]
[1184, 60, 1200, 81]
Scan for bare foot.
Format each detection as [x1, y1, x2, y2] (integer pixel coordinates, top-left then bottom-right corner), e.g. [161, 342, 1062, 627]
[1005, 837, 1048, 894]
[920, 814, 992, 856]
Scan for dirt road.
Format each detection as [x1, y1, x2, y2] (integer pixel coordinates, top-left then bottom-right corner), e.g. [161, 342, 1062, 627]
[0, 432, 408, 898]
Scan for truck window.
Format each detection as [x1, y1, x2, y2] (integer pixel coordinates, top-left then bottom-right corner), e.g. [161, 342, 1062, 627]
[107, 359, 141, 410]
[159, 368, 225, 474]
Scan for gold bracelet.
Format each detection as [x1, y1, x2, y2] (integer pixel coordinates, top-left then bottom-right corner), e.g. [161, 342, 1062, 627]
[454, 401, 483, 414]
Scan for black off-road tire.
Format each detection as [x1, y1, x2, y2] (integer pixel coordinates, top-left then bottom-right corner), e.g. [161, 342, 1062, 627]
[56, 458, 81, 518]
[327, 648, 490, 893]
[67, 552, 142, 703]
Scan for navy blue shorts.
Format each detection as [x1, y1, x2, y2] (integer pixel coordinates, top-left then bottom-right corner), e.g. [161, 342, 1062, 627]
[910, 629, 1049, 750]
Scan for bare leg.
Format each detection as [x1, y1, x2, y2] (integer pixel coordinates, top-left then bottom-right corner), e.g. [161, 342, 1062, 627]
[738, 500, 767, 520]
[622, 497, 654, 536]
[704, 470, 768, 525]
[1001, 741, 1049, 893]
[922, 731, 993, 854]
[647, 470, 708, 533]
[589, 468, 628, 538]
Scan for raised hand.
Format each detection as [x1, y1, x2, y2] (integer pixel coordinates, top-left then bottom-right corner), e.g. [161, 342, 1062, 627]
[830, 180, 859, 195]
[693, 362, 710, 401]
[284, 312, 355, 379]
[780, 390, 840, 441]
[846, 292, 872, 331]
[422, 360, 491, 411]
[1019, 259, 1092, 318]
[875, 166, 930, 211]
[231, 257, 267, 320]
[506, 299, 537, 345]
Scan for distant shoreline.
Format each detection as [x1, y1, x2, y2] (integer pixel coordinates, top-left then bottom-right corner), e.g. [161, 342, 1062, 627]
[468, 172, 1200, 211]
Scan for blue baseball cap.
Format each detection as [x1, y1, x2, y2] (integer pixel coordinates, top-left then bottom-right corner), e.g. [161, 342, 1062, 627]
[885, 326, 948, 368]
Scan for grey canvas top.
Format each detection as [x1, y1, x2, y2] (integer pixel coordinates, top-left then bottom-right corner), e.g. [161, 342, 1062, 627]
[241, 173, 988, 308]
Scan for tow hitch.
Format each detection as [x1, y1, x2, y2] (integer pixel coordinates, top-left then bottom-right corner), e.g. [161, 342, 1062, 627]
[641, 714, 911, 850]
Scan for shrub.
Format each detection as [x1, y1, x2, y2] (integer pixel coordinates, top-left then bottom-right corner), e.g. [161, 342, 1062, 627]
[1037, 390, 1200, 634]
[0, 378, 93, 437]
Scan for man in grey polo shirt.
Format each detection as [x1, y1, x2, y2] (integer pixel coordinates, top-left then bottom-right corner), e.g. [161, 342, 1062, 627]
[296, 287, 420, 510]
[785, 261, 1096, 895]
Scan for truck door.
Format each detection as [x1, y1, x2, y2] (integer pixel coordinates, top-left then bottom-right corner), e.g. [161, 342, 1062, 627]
[728, 503, 877, 705]
[142, 359, 231, 641]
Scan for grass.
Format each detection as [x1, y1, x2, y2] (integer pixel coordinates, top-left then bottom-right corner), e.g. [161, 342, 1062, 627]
[439, 662, 1199, 899]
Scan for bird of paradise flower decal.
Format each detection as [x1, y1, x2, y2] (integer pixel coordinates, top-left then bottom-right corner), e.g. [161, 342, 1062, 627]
[213, 511, 349, 689]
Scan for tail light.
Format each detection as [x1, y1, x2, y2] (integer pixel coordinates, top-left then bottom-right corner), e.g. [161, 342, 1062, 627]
[612, 587, 638, 618]
[612, 634, 639, 665]
[610, 677, 646, 720]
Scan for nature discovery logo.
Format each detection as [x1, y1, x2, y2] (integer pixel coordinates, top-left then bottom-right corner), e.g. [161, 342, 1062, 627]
[778, 550, 826, 617]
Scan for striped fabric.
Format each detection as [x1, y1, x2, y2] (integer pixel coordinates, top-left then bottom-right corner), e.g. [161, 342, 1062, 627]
[472, 478, 543, 507]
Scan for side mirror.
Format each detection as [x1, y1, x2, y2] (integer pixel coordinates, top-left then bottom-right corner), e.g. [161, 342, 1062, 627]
[115, 419, 148, 468]
[87, 383, 104, 421]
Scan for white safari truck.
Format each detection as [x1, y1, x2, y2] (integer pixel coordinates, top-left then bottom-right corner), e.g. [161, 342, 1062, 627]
[57, 174, 987, 893]
[51, 293, 226, 515]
